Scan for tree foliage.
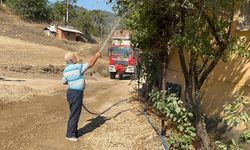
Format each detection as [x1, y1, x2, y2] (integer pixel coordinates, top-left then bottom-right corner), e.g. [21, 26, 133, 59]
[51, 1, 66, 22]
[150, 91, 196, 149]
[216, 94, 250, 150]
[69, 7, 93, 36]
[90, 10, 108, 37]
[7, 0, 52, 21]
[223, 94, 249, 128]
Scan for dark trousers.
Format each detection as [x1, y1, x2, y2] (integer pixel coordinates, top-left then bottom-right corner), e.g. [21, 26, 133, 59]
[66, 89, 83, 138]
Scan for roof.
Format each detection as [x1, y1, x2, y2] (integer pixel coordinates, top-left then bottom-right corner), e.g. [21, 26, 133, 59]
[57, 26, 83, 34]
[44, 25, 57, 33]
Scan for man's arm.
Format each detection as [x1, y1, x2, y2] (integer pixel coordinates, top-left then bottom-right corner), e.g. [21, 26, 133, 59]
[88, 52, 101, 68]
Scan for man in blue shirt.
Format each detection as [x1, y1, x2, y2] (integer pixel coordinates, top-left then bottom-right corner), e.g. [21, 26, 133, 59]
[63, 51, 101, 142]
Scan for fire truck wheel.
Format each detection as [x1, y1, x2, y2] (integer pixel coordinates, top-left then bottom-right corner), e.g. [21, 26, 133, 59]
[110, 72, 116, 79]
[118, 74, 123, 80]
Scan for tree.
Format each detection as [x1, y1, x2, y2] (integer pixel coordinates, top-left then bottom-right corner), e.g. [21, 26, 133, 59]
[7, 0, 51, 21]
[50, 0, 76, 24]
[173, 0, 248, 149]
[64, 0, 77, 25]
[90, 10, 107, 37]
[112, 0, 249, 149]
[51, 1, 66, 22]
[70, 7, 93, 37]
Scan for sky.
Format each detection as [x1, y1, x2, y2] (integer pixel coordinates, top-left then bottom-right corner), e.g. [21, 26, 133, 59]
[49, 0, 114, 13]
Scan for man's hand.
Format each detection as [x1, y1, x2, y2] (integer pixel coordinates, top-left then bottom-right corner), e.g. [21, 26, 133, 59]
[95, 52, 101, 58]
[88, 51, 101, 68]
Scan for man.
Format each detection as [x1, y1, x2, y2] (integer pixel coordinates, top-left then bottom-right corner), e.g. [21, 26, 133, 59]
[63, 51, 101, 142]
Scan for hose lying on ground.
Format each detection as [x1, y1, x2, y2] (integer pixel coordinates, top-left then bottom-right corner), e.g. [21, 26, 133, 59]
[144, 111, 169, 150]
[81, 98, 128, 116]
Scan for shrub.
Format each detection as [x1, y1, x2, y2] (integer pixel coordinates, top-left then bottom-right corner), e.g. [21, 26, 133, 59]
[216, 94, 250, 150]
[7, 0, 52, 21]
[150, 90, 196, 149]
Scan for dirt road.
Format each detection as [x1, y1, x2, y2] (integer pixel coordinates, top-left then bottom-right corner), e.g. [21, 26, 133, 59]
[0, 77, 162, 150]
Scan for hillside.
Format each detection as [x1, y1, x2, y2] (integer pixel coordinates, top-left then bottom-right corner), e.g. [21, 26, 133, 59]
[73, 6, 117, 32]
[0, 6, 88, 51]
[96, 10, 117, 29]
[0, 5, 110, 76]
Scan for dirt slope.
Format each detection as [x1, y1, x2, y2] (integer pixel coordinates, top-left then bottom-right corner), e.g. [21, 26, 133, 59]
[0, 36, 94, 66]
[0, 6, 88, 52]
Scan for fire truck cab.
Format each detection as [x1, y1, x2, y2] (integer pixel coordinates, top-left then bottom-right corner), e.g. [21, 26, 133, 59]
[108, 30, 137, 79]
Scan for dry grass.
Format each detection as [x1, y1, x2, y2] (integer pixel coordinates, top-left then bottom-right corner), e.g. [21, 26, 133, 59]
[0, 36, 67, 65]
[0, 78, 62, 104]
[0, 84, 36, 104]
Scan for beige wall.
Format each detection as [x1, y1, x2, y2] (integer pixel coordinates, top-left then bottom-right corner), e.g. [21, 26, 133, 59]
[56, 29, 77, 41]
[166, 31, 250, 118]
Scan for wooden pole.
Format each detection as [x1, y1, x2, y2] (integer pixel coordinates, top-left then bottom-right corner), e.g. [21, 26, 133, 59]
[66, 0, 69, 24]
[65, 0, 69, 25]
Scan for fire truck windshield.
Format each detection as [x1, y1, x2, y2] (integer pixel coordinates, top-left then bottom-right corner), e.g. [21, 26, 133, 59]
[110, 47, 132, 58]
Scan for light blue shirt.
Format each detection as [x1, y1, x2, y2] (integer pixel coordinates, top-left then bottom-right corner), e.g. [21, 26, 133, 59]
[63, 63, 88, 91]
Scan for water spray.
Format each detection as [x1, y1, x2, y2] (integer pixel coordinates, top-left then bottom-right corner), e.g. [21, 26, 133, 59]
[98, 11, 129, 53]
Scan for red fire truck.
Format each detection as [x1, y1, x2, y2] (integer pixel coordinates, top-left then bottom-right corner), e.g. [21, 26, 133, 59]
[108, 30, 137, 79]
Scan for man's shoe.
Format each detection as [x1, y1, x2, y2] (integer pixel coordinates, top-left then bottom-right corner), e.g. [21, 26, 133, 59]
[65, 137, 78, 142]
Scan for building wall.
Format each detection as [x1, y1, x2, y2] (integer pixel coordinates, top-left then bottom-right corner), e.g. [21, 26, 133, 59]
[56, 29, 62, 40]
[63, 31, 76, 41]
[56, 29, 76, 41]
[166, 30, 250, 118]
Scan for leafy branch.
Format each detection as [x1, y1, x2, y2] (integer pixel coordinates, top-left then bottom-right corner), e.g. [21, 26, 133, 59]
[150, 90, 196, 149]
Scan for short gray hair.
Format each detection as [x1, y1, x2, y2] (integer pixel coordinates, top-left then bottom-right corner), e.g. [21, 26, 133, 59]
[64, 52, 75, 63]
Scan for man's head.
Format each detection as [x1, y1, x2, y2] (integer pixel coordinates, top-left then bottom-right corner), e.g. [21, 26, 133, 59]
[64, 52, 77, 64]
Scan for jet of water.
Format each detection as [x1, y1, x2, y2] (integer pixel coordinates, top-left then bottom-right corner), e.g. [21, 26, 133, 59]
[99, 11, 129, 53]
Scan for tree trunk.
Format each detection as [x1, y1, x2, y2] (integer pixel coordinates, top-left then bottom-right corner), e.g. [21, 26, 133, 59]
[162, 61, 167, 94]
[65, 0, 69, 25]
[194, 88, 211, 150]
[184, 83, 193, 110]
[160, 51, 168, 93]
[161, 61, 167, 135]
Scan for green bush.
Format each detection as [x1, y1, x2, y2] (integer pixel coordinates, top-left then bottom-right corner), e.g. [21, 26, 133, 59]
[223, 94, 249, 128]
[215, 139, 243, 150]
[216, 94, 249, 150]
[240, 130, 250, 143]
[7, 0, 51, 21]
[149, 90, 196, 149]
